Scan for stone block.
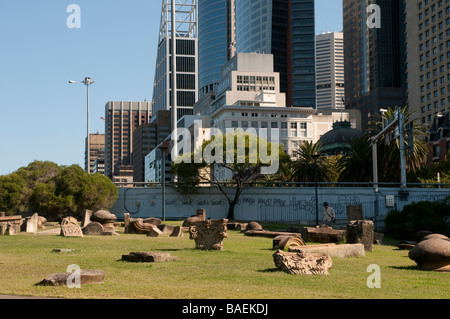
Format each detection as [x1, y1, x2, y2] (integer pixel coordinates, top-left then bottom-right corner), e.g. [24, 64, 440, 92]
[289, 243, 365, 258]
[81, 209, 93, 228]
[147, 227, 163, 237]
[60, 217, 83, 237]
[35, 270, 105, 286]
[346, 220, 374, 251]
[273, 250, 332, 275]
[346, 204, 363, 222]
[121, 252, 178, 263]
[301, 226, 346, 244]
[170, 226, 184, 237]
[82, 222, 104, 236]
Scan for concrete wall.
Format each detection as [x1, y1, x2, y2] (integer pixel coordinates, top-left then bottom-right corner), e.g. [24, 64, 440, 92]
[111, 186, 449, 229]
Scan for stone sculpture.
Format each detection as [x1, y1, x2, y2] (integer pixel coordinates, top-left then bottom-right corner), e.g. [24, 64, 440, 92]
[409, 234, 450, 272]
[90, 210, 117, 232]
[60, 216, 83, 237]
[273, 250, 333, 275]
[189, 219, 228, 250]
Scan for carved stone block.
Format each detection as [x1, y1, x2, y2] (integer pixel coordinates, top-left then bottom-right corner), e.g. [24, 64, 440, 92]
[60, 217, 83, 237]
[273, 250, 332, 275]
[189, 219, 228, 251]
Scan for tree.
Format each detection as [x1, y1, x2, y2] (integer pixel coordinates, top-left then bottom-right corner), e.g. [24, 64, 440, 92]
[292, 141, 331, 183]
[171, 130, 288, 220]
[0, 161, 118, 220]
[0, 173, 28, 214]
[371, 106, 429, 182]
[337, 137, 373, 183]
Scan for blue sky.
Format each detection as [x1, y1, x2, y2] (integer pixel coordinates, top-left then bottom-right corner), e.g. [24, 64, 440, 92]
[0, 0, 343, 176]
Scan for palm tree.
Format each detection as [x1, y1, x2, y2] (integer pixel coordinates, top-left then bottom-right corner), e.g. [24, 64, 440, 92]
[337, 137, 373, 183]
[292, 141, 331, 183]
[371, 106, 429, 182]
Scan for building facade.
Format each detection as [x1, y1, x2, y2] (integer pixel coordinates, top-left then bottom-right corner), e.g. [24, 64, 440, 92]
[405, 0, 450, 127]
[235, 0, 316, 108]
[207, 53, 360, 181]
[85, 133, 105, 174]
[198, 0, 236, 98]
[152, 0, 198, 122]
[343, 0, 407, 133]
[316, 32, 345, 110]
[104, 101, 152, 181]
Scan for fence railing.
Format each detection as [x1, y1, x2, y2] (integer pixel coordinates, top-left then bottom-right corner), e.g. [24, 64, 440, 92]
[258, 194, 449, 225]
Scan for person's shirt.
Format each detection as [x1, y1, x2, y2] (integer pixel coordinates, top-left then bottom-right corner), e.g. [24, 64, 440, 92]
[322, 206, 335, 221]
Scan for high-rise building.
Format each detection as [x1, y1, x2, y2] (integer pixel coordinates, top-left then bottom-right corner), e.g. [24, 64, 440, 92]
[198, 0, 236, 98]
[404, 0, 450, 126]
[152, 0, 198, 123]
[316, 32, 345, 110]
[85, 133, 105, 174]
[343, 0, 407, 133]
[104, 101, 152, 181]
[133, 110, 172, 183]
[235, 0, 316, 108]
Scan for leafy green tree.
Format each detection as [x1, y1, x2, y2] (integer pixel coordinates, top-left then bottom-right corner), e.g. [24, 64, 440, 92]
[0, 173, 29, 214]
[337, 137, 373, 183]
[292, 141, 331, 183]
[0, 161, 118, 220]
[172, 130, 288, 220]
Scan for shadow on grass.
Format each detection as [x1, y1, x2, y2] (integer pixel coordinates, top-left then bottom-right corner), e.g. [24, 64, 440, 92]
[258, 268, 282, 273]
[389, 265, 421, 271]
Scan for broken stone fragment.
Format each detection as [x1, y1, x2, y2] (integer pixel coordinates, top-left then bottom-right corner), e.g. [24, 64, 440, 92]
[35, 270, 105, 286]
[121, 252, 178, 263]
[273, 249, 332, 275]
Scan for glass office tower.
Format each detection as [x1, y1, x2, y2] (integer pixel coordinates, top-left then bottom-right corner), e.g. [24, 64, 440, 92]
[198, 0, 236, 98]
[343, 0, 406, 133]
[235, 0, 315, 108]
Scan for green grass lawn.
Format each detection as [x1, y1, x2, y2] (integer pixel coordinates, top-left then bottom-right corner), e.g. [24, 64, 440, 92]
[0, 221, 448, 299]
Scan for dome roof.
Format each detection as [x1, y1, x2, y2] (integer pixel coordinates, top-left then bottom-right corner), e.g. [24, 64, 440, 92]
[319, 121, 363, 154]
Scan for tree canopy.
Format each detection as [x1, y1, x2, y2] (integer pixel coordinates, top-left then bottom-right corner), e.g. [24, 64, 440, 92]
[171, 130, 289, 220]
[0, 161, 118, 220]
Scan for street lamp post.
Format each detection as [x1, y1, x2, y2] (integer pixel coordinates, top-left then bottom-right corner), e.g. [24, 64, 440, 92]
[69, 77, 95, 173]
[158, 141, 170, 222]
[312, 154, 320, 226]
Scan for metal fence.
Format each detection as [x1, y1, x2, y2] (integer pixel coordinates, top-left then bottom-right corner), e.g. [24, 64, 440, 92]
[258, 193, 449, 227]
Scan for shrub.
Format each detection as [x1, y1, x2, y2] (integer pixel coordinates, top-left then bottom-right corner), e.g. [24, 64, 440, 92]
[385, 201, 450, 240]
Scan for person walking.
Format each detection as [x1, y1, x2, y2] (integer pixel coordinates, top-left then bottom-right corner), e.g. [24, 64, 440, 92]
[322, 202, 335, 226]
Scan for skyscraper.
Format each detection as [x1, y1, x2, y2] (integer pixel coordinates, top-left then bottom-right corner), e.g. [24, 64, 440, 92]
[152, 0, 198, 122]
[316, 32, 345, 110]
[404, 0, 450, 126]
[343, 0, 406, 133]
[198, 0, 236, 98]
[104, 101, 152, 181]
[235, 0, 316, 108]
